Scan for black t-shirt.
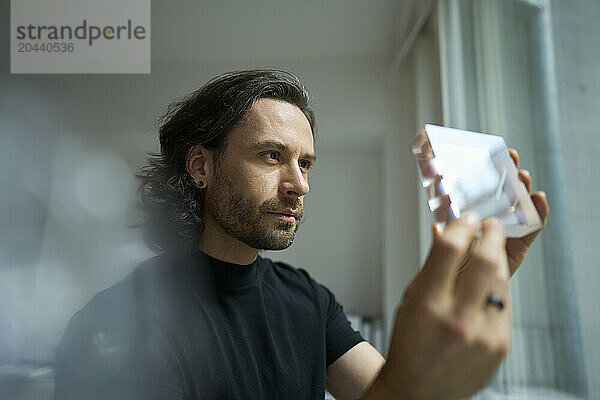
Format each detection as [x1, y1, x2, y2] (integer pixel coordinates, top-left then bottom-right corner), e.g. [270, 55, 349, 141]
[54, 249, 364, 399]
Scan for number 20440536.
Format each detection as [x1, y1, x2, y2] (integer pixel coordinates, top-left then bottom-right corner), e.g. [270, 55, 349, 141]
[18, 42, 74, 52]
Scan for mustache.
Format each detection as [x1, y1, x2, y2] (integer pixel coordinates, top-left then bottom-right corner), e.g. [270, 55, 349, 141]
[260, 198, 304, 219]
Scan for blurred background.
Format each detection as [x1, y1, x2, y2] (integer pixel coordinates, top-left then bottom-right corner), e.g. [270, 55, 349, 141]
[1, 0, 598, 399]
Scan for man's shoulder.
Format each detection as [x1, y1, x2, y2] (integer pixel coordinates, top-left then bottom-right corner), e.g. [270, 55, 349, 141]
[259, 256, 314, 284]
[258, 256, 333, 303]
[81, 252, 173, 311]
[54, 252, 189, 398]
[57, 252, 180, 350]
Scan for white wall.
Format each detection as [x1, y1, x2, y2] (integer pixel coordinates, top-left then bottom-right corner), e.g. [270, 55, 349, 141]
[380, 56, 421, 347]
[551, 1, 600, 398]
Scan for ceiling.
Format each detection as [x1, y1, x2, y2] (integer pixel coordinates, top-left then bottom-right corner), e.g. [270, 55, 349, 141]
[151, 0, 403, 68]
[147, 0, 409, 149]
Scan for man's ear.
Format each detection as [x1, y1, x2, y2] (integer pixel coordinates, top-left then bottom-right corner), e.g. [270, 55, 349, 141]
[185, 145, 213, 188]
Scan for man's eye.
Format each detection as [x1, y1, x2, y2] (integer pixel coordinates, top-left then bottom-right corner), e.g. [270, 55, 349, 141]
[299, 160, 312, 170]
[263, 151, 279, 161]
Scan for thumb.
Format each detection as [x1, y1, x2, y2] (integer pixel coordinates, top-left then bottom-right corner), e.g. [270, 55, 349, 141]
[432, 223, 443, 239]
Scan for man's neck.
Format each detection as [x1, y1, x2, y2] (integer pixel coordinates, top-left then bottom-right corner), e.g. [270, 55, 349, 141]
[198, 217, 258, 266]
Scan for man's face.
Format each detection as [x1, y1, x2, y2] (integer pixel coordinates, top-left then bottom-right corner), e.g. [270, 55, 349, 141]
[203, 98, 315, 250]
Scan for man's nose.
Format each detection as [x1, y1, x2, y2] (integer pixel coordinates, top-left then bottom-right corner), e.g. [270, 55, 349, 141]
[280, 163, 309, 198]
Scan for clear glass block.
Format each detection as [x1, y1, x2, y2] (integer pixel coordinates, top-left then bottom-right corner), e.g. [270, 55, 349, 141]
[412, 124, 542, 238]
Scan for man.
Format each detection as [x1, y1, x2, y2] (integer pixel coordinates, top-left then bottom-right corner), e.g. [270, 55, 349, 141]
[55, 69, 549, 399]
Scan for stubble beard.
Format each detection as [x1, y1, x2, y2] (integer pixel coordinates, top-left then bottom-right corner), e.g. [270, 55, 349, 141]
[204, 170, 303, 251]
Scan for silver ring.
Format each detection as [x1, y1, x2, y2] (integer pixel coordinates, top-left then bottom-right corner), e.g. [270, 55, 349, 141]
[486, 293, 505, 310]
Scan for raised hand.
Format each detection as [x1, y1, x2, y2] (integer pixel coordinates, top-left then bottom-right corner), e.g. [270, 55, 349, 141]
[363, 214, 511, 400]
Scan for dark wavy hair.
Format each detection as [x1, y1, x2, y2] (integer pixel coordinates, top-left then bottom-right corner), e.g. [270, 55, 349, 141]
[136, 68, 316, 253]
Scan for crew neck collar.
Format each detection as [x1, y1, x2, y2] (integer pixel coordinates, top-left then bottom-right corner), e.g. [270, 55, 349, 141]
[197, 249, 260, 289]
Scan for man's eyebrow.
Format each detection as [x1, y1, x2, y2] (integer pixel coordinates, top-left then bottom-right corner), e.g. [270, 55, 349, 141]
[248, 140, 317, 161]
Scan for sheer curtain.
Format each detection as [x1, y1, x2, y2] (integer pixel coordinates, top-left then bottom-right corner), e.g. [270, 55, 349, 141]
[435, 0, 587, 397]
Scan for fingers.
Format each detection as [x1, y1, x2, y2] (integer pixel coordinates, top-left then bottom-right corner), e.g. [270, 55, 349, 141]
[472, 218, 509, 280]
[451, 269, 511, 359]
[508, 148, 519, 168]
[454, 218, 509, 311]
[518, 169, 531, 192]
[517, 191, 550, 248]
[432, 223, 443, 239]
[509, 148, 531, 192]
[420, 213, 481, 294]
[532, 191, 549, 226]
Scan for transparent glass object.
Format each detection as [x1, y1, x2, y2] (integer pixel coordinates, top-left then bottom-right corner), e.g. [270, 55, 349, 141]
[412, 124, 542, 238]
